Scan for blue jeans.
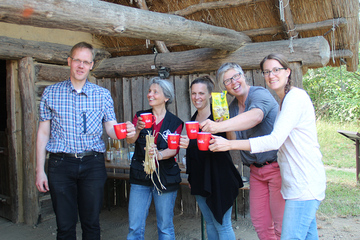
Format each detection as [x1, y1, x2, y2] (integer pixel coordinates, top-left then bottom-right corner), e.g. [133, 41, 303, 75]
[281, 199, 321, 240]
[127, 184, 177, 240]
[195, 195, 235, 240]
[48, 153, 107, 240]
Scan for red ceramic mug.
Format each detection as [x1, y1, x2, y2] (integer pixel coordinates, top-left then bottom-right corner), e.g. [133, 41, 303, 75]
[168, 133, 180, 150]
[197, 132, 212, 151]
[140, 113, 155, 128]
[114, 122, 127, 139]
[186, 121, 199, 139]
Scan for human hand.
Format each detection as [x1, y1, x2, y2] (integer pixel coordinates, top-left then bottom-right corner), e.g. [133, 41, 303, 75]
[35, 171, 49, 192]
[208, 135, 231, 152]
[179, 135, 189, 149]
[146, 143, 158, 158]
[200, 119, 219, 134]
[126, 121, 136, 138]
[215, 116, 224, 122]
[136, 116, 146, 131]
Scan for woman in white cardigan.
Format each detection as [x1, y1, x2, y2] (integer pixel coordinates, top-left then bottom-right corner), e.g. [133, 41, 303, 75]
[209, 53, 326, 240]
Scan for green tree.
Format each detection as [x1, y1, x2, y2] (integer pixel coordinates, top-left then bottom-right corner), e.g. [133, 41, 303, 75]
[303, 55, 360, 123]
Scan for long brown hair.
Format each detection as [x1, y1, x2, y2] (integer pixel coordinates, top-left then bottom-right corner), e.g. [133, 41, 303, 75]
[260, 53, 292, 95]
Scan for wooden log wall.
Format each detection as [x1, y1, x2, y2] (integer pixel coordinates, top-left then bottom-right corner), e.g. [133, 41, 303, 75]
[6, 60, 23, 223]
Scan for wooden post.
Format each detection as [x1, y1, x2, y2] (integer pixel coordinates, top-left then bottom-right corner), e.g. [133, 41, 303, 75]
[18, 57, 39, 225]
[6, 60, 23, 223]
[337, 130, 360, 184]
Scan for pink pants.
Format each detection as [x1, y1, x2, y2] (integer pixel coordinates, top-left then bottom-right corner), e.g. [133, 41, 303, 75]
[249, 162, 285, 240]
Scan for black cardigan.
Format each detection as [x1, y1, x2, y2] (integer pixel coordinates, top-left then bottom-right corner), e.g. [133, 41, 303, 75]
[129, 109, 184, 193]
[186, 109, 243, 224]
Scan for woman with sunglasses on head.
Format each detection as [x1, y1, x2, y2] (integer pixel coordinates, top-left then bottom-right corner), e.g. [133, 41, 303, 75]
[179, 75, 243, 240]
[200, 62, 285, 240]
[209, 54, 326, 240]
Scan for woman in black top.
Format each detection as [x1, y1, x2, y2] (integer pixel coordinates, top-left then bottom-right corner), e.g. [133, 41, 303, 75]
[180, 76, 243, 240]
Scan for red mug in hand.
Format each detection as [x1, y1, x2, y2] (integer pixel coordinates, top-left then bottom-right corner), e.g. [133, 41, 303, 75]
[197, 132, 212, 151]
[141, 113, 155, 128]
[168, 133, 180, 150]
[114, 122, 127, 139]
[186, 121, 199, 139]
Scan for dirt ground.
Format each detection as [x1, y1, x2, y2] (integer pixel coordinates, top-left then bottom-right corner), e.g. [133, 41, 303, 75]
[1, 206, 360, 240]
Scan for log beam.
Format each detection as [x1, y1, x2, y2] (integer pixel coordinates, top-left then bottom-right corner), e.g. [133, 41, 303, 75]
[169, 0, 266, 16]
[0, 36, 111, 65]
[92, 36, 330, 78]
[331, 49, 353, 59]
[0, 0, 251, 51]
[104, 18, 347, 52]
[1, 35, 347, 77]
[18, 57, 38, 225]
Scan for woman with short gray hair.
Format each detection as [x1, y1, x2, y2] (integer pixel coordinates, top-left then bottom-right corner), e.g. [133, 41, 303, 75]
[127, 77, 184, 240]
[201, 62, 284, 240]
[149, 77, 174, 106]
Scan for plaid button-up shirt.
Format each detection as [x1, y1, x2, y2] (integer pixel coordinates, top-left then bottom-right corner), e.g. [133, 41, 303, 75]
[39, 79, 116, 153]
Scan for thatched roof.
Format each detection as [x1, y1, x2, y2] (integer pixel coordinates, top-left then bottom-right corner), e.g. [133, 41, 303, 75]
[98, 0, 359, 72]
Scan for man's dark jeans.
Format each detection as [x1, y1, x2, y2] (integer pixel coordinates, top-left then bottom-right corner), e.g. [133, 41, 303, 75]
[48, 152, 107, 240]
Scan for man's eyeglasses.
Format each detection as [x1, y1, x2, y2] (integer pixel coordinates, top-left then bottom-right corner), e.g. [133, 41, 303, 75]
[262, 67, 286, 77]
[223, 73, 242, 86]
[70, 57, 93, 67]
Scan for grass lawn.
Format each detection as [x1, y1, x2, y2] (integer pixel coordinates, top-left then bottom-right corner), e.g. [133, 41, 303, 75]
[316, 120, 360, 217]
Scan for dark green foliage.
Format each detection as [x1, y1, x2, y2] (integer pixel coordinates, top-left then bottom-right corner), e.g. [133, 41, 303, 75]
[303, 64, 360, 123]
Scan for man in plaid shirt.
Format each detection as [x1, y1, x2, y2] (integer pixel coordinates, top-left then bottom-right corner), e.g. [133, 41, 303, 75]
[35, 42, 135, 240]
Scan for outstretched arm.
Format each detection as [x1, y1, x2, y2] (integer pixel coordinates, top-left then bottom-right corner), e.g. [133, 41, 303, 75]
[200, 108, 264, 134]
[209, 135, 251, 152]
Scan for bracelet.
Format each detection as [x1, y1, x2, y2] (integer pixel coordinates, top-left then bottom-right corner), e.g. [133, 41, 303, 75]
[158, 151, 163, 160]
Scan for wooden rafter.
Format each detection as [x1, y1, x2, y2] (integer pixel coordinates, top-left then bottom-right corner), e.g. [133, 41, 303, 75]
[169, 0, 266, 16]
[279, 0, 299, 39]
[135, 0, 169, 53]
[243, 18, 347, 37]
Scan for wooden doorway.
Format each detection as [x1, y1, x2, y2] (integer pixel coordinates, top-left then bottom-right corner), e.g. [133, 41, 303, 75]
[0, 60, 11, 220]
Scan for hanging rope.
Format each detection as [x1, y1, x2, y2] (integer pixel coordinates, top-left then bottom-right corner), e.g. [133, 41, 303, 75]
[339, 58, 347, 92]
[331, 19, 336, 64]
[288, 30, 298, 53]
[279, 0, 285, 22]
[289, 36, 294, 53]
[340, 58, 344, 91]
[145, 39, 150, 49]
[278, 0, 289, 22]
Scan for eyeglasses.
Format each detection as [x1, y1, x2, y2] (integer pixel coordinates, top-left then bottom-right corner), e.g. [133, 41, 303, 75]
[70, 57, 93, 67]
[262, 67, 286, 77]
[223, 73, 242, 86]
